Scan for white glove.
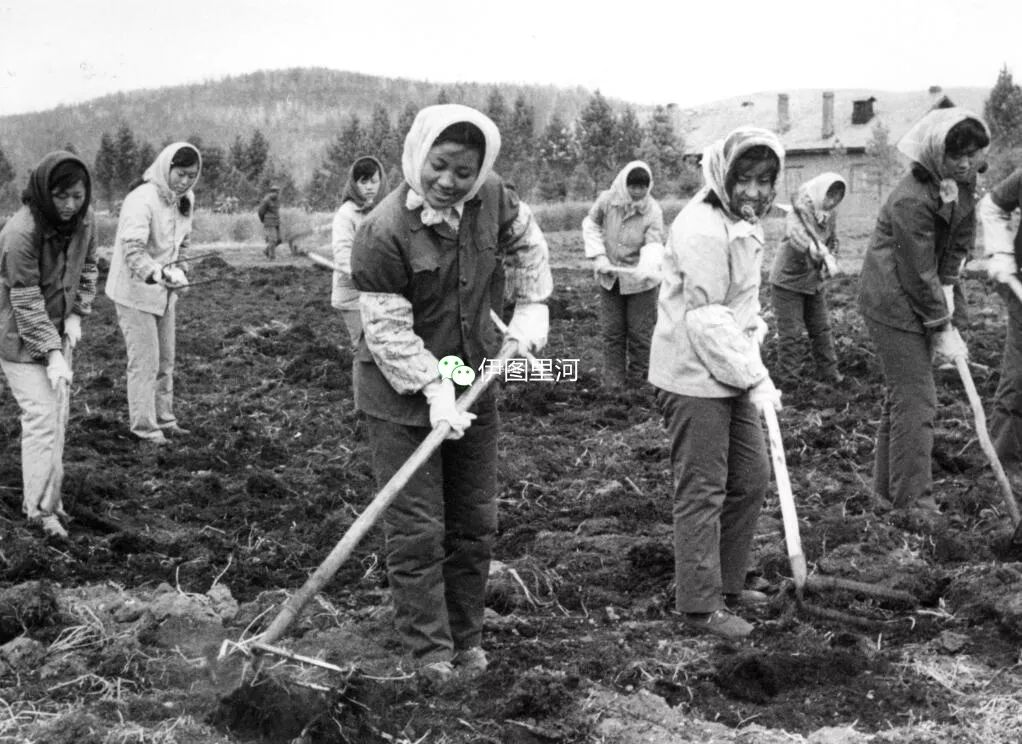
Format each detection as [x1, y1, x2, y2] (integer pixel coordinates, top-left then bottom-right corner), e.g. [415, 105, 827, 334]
[932, 327, 968, 365]
[422, 378, 476, 439]
[506, 302, 549, 355]
[63, 313, 82, 349]
[161, 266, 188, 288]
[749, 376, 782, 412]
[821, 251, 839, 277]
[941, 285, 955, 317]
[592, 254, 613, 282]
[987, 253, 1018, 284]
[46, 350, 73, 389]
[635, 243, 665, 282]
[752, 316, 769, 347]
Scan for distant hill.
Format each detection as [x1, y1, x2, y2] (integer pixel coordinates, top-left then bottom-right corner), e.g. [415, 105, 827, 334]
[0, 67, 635, 186]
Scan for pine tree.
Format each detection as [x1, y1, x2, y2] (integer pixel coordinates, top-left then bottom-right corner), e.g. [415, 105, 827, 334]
[637, 105, 686, 196]
[985, 65, 1022, 149]
[577, 91, 617, 195]
[94, 132, 117, 209]
[0, 145, 14, 187]
[436, 88, 451, 104]
[396, 102, 418, 154]
[245, 130, 271, 183]
[229, 135, 247, 174]
[537, 112, 578, 200]
[137, 141, 157, 173]
[865, 120, 901, 202]
[614, 106, 643, 167]
[113, 122, 139, 197]
[486, 89, 509, 134]
[198, 143, 226, 203]
[366, 104, 399, 166]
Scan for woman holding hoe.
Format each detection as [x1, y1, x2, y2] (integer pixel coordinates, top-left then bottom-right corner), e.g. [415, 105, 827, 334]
[0, 151, 98, 538]
[351, 104, 552, 687]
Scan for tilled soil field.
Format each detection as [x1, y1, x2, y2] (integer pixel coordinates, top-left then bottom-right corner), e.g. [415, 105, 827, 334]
[3, 238, 1022, 744]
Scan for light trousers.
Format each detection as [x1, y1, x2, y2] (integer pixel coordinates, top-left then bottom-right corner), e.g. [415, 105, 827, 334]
[0, 358, 67, 518]
[115, 299, 177, 440]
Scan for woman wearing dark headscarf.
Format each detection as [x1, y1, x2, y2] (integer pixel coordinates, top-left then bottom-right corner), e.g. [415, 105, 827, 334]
[650, 127, 785, 640]
[0, 151, 98, 537]
[858, 108, 989, 516]
[331, 155, 387, 348]
[106, 142, 201, 444]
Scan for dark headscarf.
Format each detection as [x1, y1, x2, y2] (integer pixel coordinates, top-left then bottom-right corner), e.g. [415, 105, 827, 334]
[21, 150, 92, 235]
[341, 156, 387, 211]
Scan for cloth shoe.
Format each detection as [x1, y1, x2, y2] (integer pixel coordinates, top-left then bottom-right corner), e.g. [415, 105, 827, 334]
[679, 609, 753, 640]
[723, 590, 769, 610]
[453, 647, 488, 677]
[418, 660, 455, 687]
[34, 514, 69, 539]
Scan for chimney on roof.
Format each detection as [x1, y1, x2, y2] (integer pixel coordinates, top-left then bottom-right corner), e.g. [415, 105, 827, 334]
[777, 93, 790, 133]
[822, 91, 835, 139]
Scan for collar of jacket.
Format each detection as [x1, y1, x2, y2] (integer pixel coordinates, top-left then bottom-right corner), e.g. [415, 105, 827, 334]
[407, 196, 479, 233]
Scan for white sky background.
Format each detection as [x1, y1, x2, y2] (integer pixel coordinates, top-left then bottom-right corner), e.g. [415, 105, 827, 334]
[1, 0, 1020, 117]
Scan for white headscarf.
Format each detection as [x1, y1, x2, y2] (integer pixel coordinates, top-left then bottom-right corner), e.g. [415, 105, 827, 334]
[402, 104, 501, 227]
[608, 160, 654, 212]
[698, 127, 785, 222]
[897, 107, 988, 181]
[143, 142, 202, 206]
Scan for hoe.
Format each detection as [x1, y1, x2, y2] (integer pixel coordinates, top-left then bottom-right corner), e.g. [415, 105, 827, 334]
[217, 337, 520, 678]
[761, 405, 919, 629]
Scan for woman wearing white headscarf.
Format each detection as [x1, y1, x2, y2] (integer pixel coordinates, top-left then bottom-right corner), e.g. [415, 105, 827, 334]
[351, 104, 552, 685]
[582, 160, 665, 385]
[649, 127, 785, 641]
[106, 142, 201, 444]
[858, 108, 989, 517]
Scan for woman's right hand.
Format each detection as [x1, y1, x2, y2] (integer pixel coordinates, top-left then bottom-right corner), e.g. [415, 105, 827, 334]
[46, 350, 72, 389]
[592, 255, 612, 282]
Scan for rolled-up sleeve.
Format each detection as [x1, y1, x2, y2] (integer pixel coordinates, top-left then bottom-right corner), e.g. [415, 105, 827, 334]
[499, 199, 552, 304]
[351, 221, 439, 394]
[73, 219, 99, 317]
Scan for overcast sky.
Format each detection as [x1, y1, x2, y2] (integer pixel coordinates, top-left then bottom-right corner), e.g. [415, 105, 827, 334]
[1, 0, 1020, 117]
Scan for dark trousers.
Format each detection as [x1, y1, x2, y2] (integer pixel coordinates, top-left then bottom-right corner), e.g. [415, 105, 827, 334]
[771, 285, 838, 380]
[599, 284, 658, 384]
[867, 320, 938, 511]
[656, 390, 768, 613]
[992, 289, 1022, 471]
[366, 399, 498, 662]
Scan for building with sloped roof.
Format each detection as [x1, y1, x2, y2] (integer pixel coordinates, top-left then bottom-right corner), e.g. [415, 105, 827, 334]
[677, 86, 988, 216]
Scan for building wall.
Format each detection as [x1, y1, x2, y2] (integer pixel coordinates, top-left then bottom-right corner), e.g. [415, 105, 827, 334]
[782, 151, 891, 222]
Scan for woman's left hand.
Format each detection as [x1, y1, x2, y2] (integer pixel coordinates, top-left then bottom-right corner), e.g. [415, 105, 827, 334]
[63, 313, 83, 348]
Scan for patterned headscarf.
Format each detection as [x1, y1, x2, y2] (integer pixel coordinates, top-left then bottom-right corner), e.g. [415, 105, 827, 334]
[401, 104, 501, 226]
[796, 172, 847, 224]
[698, 127, 785, 222]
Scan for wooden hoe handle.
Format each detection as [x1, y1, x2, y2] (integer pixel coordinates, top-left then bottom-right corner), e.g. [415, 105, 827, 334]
[762, 405, 808, 590]
[258, 342, 518, 646]
[954, 356, 1021, 527]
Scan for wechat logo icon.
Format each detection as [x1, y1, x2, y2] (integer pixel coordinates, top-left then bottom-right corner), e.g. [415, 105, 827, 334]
[438, 355, 476, 387]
